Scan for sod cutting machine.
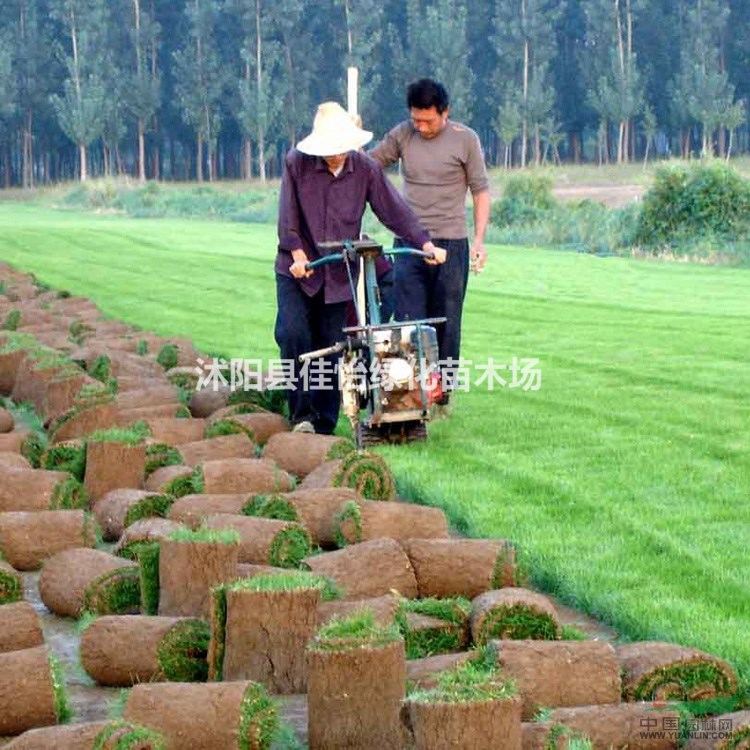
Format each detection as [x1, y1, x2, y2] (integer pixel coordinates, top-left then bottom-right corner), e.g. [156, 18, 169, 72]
[299, 239, 445, 448]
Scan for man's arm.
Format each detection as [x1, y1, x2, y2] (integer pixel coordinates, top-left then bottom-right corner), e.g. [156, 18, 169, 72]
[471, 190, 491, 272]
[277, 154, 312, 278]
[369, 125, 403, 169]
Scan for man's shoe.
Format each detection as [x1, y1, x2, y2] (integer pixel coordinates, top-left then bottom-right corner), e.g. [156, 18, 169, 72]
[292, 420, 315, 434]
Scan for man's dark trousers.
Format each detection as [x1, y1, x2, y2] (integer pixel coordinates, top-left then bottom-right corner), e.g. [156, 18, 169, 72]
[275, 274, 347, 434]
[394, 238, 470, 392]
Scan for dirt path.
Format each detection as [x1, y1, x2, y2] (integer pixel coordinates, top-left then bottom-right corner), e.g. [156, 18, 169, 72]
[552, 184, 645, 208]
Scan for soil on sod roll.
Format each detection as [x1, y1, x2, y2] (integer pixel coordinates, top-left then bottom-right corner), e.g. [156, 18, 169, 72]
[616, 641, 738, 702]
[0, 349, 29, 394]
[0, 509, 96, 570]
[401, 538, 517, 599]
[317, 592, 402, 627]
[493, 639, 622, 719]
[306, 615, 407, 750]
[167, 493, 248, 529]
[0, 451, 31, 469]
[93, 489, 173, 541]
[39, 548, 140, 617]
[83, 440, 147, 502]
[263, 433, 353, 479]
[2, 719, 165, 750]
[548, 703, 680, 750]
[300, 451, 397, 501]
[49, 402, 119, 444]
[0, 406, 14, 432]
[0, 468, 87, 512]
[198, 458, 294, 495]
[243, 488, 363, 548]
[146, 416, 206, 445]
[158, 533, 239, 618]
[209, 412, 289, 445]
[189, 385, 231, 418]
[80, 615, 210, 686]
[406, 651, 479, 690]
[303, 538, 418, 599]
[176, 433, 256, 467]
[335, 499, 449, 546]
[209, 576, 322, 691]
[0, 558, 23, 603]
[144, 464, 194, 495]
[124, 680, 278, 750]
[0, 646, 59, 736]
[0, 601, 44, 653]
[203, 514, 312, 568]
[0, 431, 31, 455]
[684, 710, 750, 750]
[235, 563, 288, 579]
[116, 385, 181, 411]
[114, 517, 188, 559]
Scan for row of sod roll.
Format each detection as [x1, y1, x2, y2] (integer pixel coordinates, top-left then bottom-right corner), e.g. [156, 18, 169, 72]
[0, 261, 747, 748]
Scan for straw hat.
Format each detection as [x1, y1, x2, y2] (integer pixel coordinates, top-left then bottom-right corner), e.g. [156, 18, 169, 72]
[296, 102, 373, 157]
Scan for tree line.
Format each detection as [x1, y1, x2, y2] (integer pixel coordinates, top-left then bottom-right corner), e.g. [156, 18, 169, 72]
[0, 0, 748, 187]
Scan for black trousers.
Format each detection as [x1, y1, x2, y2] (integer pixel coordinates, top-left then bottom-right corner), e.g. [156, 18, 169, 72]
[274, 274, 347, 434]
[394, 237, 470, 391]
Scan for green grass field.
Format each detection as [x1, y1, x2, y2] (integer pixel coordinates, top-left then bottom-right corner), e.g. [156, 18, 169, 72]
[2, 203, 750, 681]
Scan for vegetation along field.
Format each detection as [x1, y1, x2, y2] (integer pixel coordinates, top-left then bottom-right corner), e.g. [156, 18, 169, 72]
[1, 183, 749, 688]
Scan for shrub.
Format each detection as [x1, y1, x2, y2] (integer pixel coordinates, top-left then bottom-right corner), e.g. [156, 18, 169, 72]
[491, 174, 556, 228]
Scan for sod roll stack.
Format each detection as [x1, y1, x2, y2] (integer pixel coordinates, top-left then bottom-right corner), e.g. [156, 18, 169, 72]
[402, 538, 517, 599]
[262, 433, 353, 478]
[167, 493, 247, 529]
[684, 710, 750, 750]
[196, 458, 293, 495]
[616, 641, 738, 702]
[39, 548, 141, 617]
[80, 615, 210, 686]
[93, 489, 173, 541]
[207, 411, 288, 445]
[0, 468, 87, 511]
[3, 720, 166, 750]
[0, 510, 97, 569]
[175, 434, 256, 467]
[115, 517, 188, 560]
[147, 416, 206, 445]
[124, 681, 278, 750]
[83, 438, 146, 501]
[300, 451, 397, 500]
[303, 537, 419, 599]
[306, 611, 407, 750]
[0, 601, 44, 654]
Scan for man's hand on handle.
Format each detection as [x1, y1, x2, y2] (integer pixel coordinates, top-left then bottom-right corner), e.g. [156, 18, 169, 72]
[423, 241, 447, 266]
[290, 249, 313, 279]
[470, 240, 486, 273]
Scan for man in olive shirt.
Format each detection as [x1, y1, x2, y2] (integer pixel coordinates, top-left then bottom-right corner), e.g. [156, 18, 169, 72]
[371, 79, 490, 403]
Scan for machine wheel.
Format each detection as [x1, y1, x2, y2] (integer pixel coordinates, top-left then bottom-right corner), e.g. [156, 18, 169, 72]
[360, 420, 428, 447]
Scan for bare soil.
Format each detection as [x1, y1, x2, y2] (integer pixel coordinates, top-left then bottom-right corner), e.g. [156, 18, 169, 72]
[552, 184, 645, 208]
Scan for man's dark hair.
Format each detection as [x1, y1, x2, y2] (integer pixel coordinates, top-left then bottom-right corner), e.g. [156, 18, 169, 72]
[407, 79, 450, 113]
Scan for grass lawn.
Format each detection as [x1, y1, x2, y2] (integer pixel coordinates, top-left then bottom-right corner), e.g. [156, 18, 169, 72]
[2, 204, 750, 681]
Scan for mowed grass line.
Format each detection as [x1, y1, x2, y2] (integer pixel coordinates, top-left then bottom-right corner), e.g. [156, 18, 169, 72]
[2, 205, 750, 678]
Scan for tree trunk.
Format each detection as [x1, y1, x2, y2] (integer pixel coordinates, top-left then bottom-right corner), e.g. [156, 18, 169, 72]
[243, 137, 252, 180]
[717, 127, 726, 157]
[80, 143, 88, 181]
[256, 0, 266, 184]
[138, 119, 146, 182]
[23, 110, 33, 189]
[197, 134, 203, 182]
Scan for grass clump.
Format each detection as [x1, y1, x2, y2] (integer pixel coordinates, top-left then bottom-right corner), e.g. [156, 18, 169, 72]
[144, 443, 183, 477]
[156, 619, 210, 682]
[238, 682, 278, 750]
[0, 563, 22, 603]
[205, 419, 247, 439]
[310, 609, 403, 652]
[136, 542, 160, 615]
[397, 597, 471, 659]
[156, 343, 179, 371]
[87, 424, 150, 445]
[82, 568, 141, 616]
[268, 524, 312, 568]
[334, 500, 362, 547]
[123, 494, 174, 528]
[474, 603, 560, 644]
[50, 476, 88, 509]
[93, 720, 166, 750]
[629, 661, 737, 702]
[169, 527, 240, 545]
[3, 308, 20, 330]
[242, 494, 298, 522]
[42, 442, 87, 481]
[234, 570, 340, 600]
[49, 652, 73, 723]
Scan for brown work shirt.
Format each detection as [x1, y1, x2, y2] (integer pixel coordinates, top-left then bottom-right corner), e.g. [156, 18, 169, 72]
[370, 120, 489, 239]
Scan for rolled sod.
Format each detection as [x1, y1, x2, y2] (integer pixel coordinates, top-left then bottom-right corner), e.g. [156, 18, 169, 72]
[0, 510, 97, 570]
[93, 489, 173, 541]
[492, 639, 622, 719]
[39, 548, 141, 617]
[306, 611, 407, 750]
[0, 431, 31, 454]
[243, 488, 363, 548]
[405, 657, 521, 750]
[207, 412, 289, 445]
[83, 440, 146, 502]
[2, 720, 166, 750]
[548, 703, 680, 750]
[117, 385, 181, 411]
[80, 615, 210, 686]
[114, 518, 188, 560]
[401, 538, 517, 599]
[168, 493, 247, 529]
[0, 451, 31, 469]
[300, 450, 397, 500]
[0, 601, 44, 654]
[317, 592, 401, 627]
[124, 680, 278, 750]
[203, 514, 312, 568]
[158, 530, 239, 618]
[144, 442, 183, 478]
[119, 403, 186, 423]
[616, 641, 738, 702]
[41, 440, 87, 481]
[262, 432, 354, 478]
[198, 458, 294, 495]
[335, 499, 449, 547]
[303, 538, 418, 599]
[235, 563, 288, 579]
[406, 651, 479, 690]
[188, 385, 231, 418]
[145, 464, 194, 495]
[0, 558, 23, 603]
[684, 710, 750, 750]
[0, 405, 14, 432]
[470, 588, 562, 645]
[176, 434, 256, 467]
[209, 572, 327, 691]
[397, 597, 471, 659]
[146, 416, 206, 445]
[0, 468, 87, 511]
[0, 646, 60, 736]
[49, 402, 119, 444]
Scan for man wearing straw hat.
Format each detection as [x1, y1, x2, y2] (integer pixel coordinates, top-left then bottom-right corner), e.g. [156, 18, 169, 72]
[275, 101, 445, 435]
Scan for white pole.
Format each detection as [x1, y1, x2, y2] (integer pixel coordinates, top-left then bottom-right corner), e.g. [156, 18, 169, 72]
[347, 66, 366, 327]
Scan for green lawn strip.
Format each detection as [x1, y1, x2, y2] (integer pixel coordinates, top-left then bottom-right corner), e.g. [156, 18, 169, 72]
[2, 205, 749, 684]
